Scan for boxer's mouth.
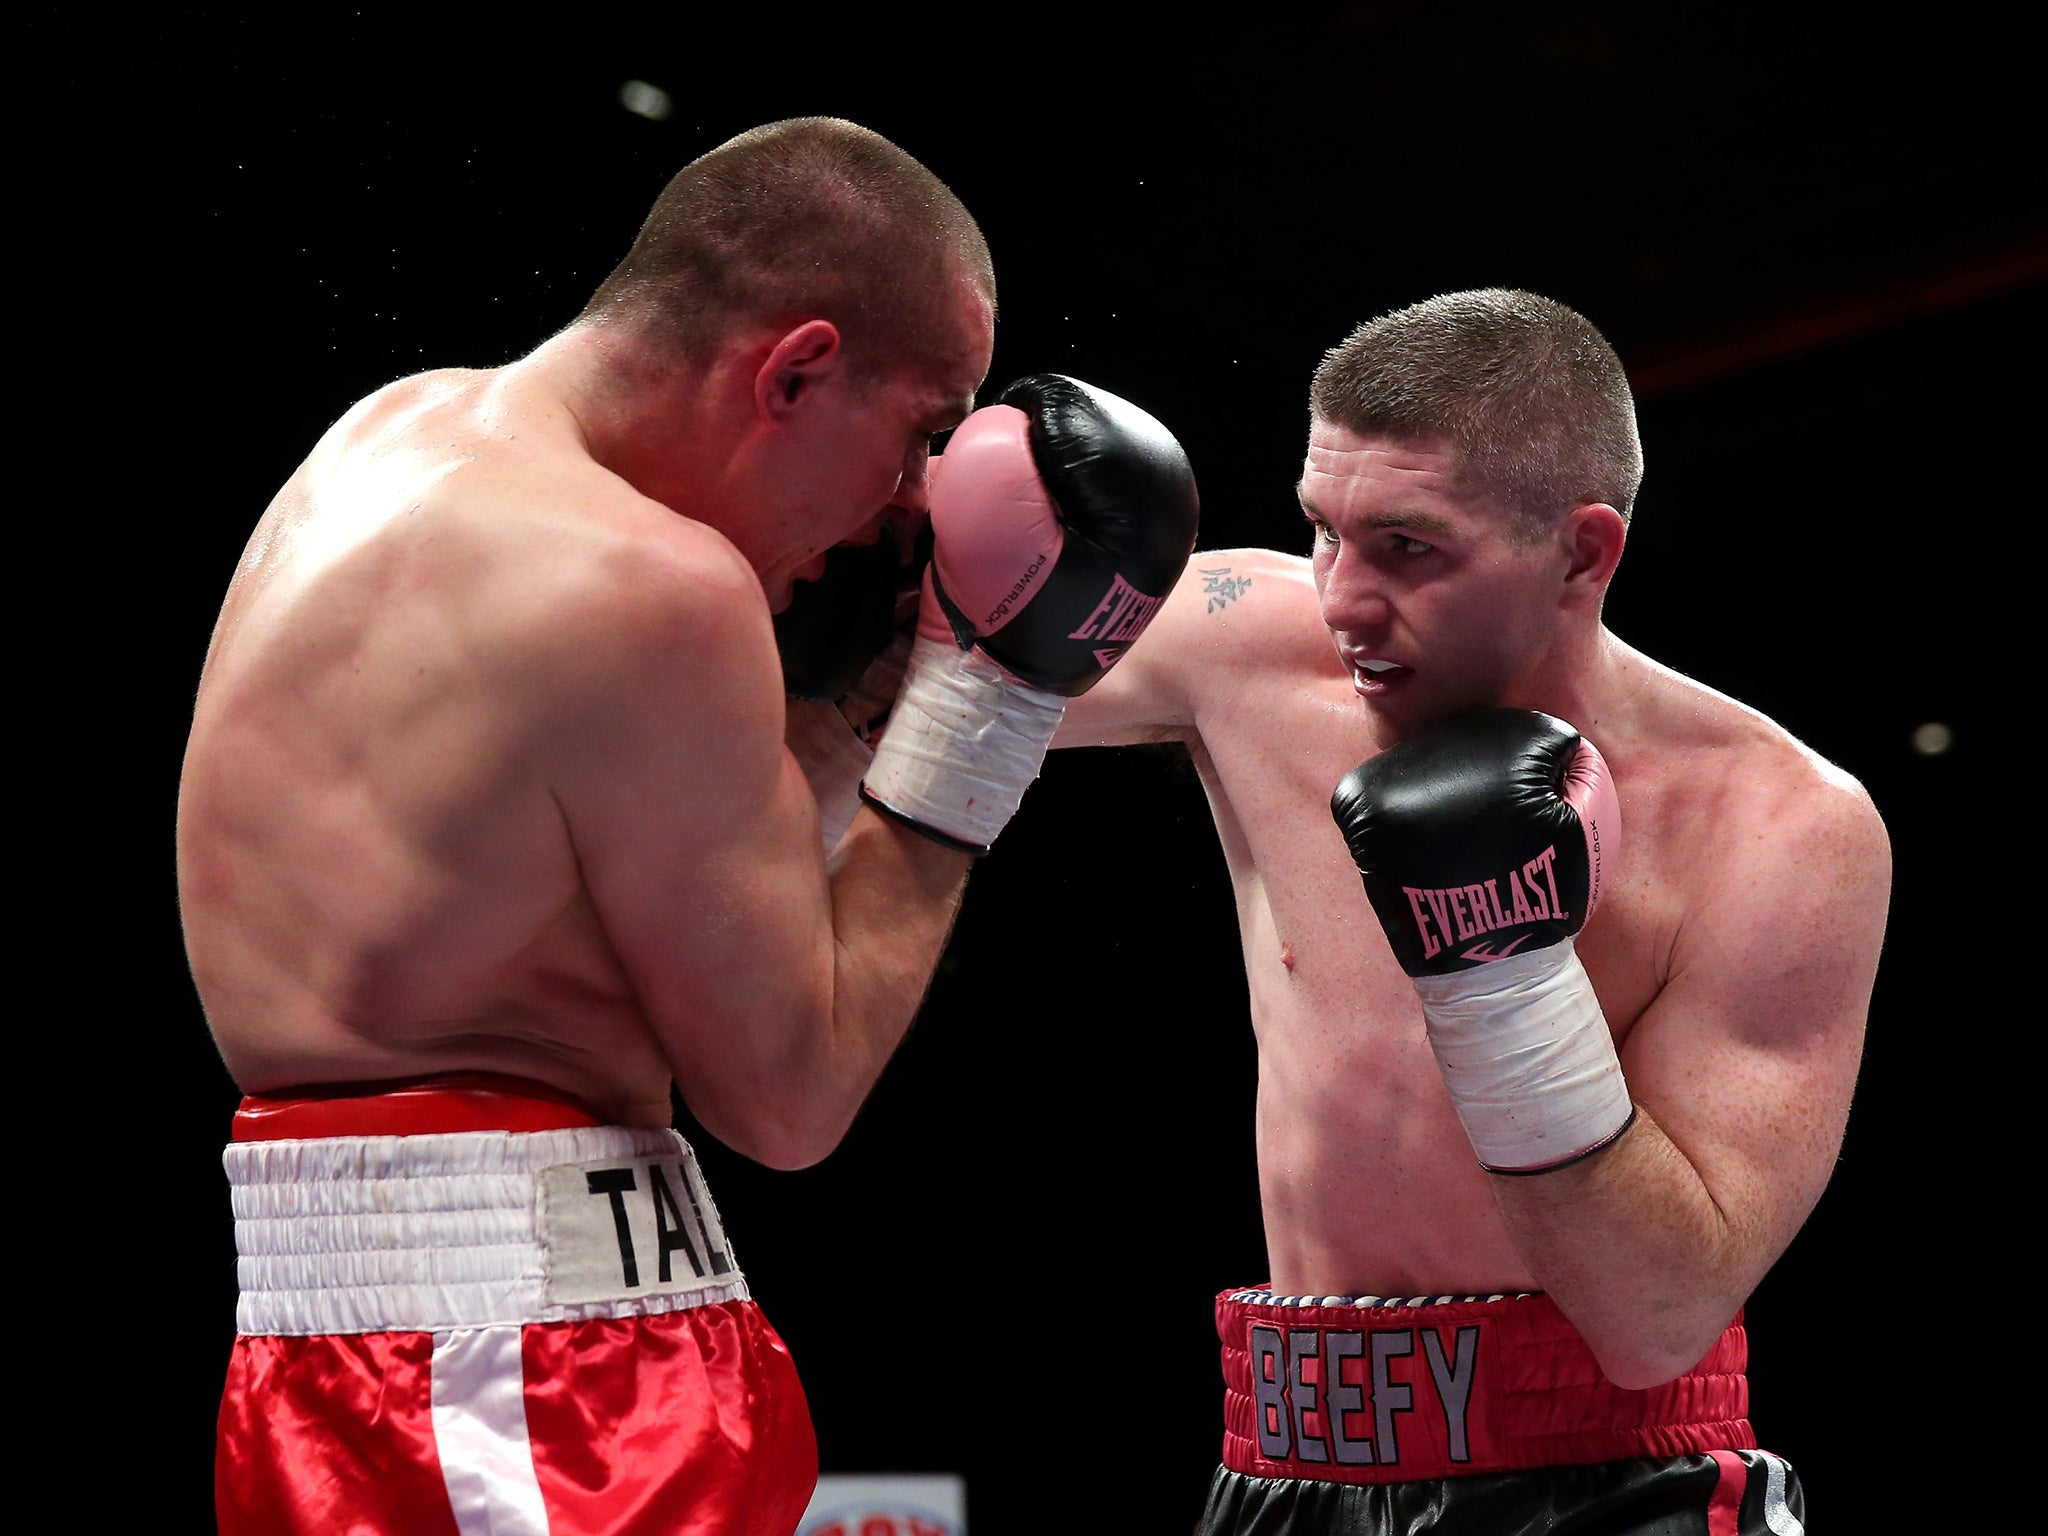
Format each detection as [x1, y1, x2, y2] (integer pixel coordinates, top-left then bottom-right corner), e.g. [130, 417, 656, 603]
[1349, 657, 1411, 692]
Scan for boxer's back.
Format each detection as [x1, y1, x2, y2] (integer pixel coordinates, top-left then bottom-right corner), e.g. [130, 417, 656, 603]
[179, 367, 681, 1122]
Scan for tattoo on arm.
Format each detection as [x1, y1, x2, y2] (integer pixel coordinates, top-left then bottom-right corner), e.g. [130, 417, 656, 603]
[1201, 566, 1252, 614]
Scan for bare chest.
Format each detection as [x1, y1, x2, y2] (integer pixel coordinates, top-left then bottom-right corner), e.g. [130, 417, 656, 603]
[1191, 677, 1677, 1055]
[1184, 678, 1694, 1288]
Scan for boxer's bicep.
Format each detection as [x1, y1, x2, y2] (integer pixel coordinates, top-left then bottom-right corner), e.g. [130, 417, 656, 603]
[545, 542, 838, 1120]
[1620, 775, 1889, 1271]
[632, 756, 847, 1152]
[617, 742, 970, 1170]
[1056, 548, 1288, 747]
[1054, 574, 1200, 746]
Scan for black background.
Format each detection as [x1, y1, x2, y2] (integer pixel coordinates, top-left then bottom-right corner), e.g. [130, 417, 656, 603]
[56, 3, 2040, 1530]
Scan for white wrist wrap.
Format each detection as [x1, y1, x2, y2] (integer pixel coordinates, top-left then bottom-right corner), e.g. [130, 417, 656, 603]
[785, 634, 915, 856]
[1411, 940, 1633, 1174]
[785, 701, 874, 855]
[861, 632, 1066, 853]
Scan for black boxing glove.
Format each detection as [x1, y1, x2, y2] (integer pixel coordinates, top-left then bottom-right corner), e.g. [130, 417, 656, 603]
[861, 374, 1200, 854]
[928, 373, 1201, 695]
[1332, 708, 1633, 1173]
[773, 538, 903, 703]
[778, 523, 926, 852]
[785, 630, 914, 854]
[773, 516, 928, 703]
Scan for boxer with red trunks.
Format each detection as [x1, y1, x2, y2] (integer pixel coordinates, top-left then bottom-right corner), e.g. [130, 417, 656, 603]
[1053, 289, 1889, 1531]
[177, 117, 1198, 1533]
[218, 1074, 818, 1535]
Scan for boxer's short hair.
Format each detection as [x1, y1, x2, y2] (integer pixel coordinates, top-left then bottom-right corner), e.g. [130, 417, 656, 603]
[580, 117, 993, 380]
[1309, 289, 1643, 535]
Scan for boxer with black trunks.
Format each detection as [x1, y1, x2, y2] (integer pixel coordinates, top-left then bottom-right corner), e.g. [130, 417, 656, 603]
[1049, 289, 1890, 1532]
[178, 117, 1198, 1534]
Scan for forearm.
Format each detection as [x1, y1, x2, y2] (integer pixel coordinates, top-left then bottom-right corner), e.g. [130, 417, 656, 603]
[719, 808, 969, 1169]
[1488, 1105, 1767, 1388]
[1335, 713, 1765, 1385]
[1421, 949, 1768, 1384]
[733, 373, 1192, 1160]
[826, 802, 973, 1081]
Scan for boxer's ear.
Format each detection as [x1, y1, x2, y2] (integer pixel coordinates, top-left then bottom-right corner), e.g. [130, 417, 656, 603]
[756, 321, 843, 421]
[1559, 502, 1625, 608]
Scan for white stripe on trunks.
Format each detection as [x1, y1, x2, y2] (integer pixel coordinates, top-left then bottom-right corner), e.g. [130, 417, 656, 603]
[1758, 1450, 1803, 1536]
[430, 1326, 551, 1536]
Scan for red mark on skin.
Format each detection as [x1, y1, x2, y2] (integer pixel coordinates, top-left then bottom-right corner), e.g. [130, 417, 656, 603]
[1280, 944, 1296, 972]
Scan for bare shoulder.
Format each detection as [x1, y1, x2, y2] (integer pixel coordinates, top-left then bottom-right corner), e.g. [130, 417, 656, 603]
[1647, 660, 1884, 839]
[503, 468, 776, 732]
[534, 470, 760, 633]
[347, 369, 781, 712]
[292, 368, 792, 790]
[299, 367, 497, 470]
[1599, 655, 1889, 1248]
[1171, 547, 1341, 702]
[1623, 654, 1892, 946]
[1177, 546, 1320, 639]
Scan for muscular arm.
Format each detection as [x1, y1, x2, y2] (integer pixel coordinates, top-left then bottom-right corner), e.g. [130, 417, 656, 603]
[550, 526, 971, 1170]
[1492, 767, 1891, 1386]
[1056, 550, 1286, 748]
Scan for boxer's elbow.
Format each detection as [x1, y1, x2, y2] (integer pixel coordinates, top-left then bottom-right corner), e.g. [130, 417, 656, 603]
[731, 1116, 846, 1172]
[690, 1074, 855, 1172]
[691, 1100, 844, 1171]
[1583, 1311, 1741, 1392]
[728, 1134, 835, 1172]
[1593, 1343, 1698, 1392]
[662, 986, 861, 1170]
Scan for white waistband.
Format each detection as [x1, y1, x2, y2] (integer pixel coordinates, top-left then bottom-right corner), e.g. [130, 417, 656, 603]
[225, 1125, 750, 1336]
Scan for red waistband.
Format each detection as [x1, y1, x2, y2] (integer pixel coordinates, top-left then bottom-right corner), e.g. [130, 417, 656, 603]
[232, 1072, 606, 1141]
[1218, 1287, 1751, 1484]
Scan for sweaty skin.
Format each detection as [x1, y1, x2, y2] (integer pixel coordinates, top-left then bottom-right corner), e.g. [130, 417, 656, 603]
[1059, 425, 1889, 1388]
[179, 291, 992, 1162]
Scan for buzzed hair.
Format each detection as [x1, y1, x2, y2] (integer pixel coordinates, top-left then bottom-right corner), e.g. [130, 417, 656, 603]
[1309, 289, 1643, 535]
[578, 117, 993, 378]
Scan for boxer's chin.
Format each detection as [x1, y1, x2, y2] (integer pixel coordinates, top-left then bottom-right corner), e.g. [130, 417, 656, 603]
[766, 556, 827, 614]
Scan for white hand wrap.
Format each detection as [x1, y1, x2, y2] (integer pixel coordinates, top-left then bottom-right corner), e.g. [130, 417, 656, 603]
[860, 632, 1066, 854]
[785, 700, 873, 855]
[785, 634, 914, 855]
[1411, 940, 1634, 1174]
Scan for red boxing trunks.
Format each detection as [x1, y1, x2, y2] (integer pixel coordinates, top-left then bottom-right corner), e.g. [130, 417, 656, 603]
[216, 1074, 818, 1536]
[1199, 1286, 1805, 1535]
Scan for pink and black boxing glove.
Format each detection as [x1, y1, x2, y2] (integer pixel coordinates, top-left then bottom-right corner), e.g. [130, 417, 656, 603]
[1332, 708, 1633, 1173]
[861, 374, 1200, 854]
